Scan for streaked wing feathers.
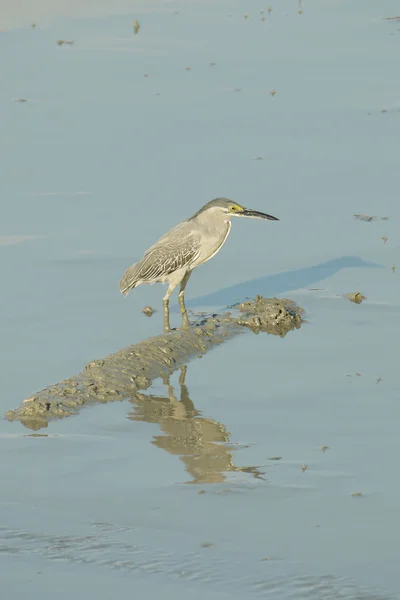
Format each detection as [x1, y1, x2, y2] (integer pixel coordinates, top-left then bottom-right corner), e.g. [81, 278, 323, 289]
[136, 232, 200, 282]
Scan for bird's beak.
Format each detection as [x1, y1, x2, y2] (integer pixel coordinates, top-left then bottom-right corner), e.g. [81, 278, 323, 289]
[240, 208, 279, 221]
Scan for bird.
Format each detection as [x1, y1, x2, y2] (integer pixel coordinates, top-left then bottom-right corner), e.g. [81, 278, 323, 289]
[119, 198, 279, 332]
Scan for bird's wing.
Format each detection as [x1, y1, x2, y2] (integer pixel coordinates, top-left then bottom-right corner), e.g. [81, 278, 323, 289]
[136, 229, 201, 282]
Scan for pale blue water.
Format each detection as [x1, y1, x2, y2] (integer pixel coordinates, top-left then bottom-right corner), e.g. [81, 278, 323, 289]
[1, 1, 400, 597]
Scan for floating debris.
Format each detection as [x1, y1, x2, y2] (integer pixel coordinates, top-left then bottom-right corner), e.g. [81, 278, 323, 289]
[209, 62, 216, 67]
[201, 542, 215, 548]
[198, 489, 206, 495]
[244, 13, 249, 20]
[133, 19, 140, 34]
[57, 40, 74, 46]
[222, 87, 242, 93]
[353, 213, 389, 222]
[185, 66, 191, 71]
[268, 456, 282, 461]
[298, 0, 303, 14]
[14, 98, 27, 103]
[31, 23, 37, 29]
[308, 288, 324, 291]
[356, 372, 361, 377]
[381, 236, 388, 244]
[144, 74, 149, 77]
[382, 16, 400, 21]
[268, 7, 272, 15]
[261, 16, 265, 22]
[142, 306, 155, 317]
[376, 376, 382, 384]
[270, 89, 276, 97]
[236, 465, 266, 480]
[344, 292, 367, 304]
[260, 10, 265, 15]
[351, 492, 363, 497]
[321, 445, 329, 453]
[254, 157, 263, 161]
[301, 464, 308, 472]
[392, 264, 396, 274]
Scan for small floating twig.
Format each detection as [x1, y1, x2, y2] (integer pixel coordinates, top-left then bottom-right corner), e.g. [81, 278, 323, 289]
[353, 213, 389, 222]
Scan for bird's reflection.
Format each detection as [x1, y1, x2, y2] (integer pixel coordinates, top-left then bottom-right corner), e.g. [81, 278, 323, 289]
[127, 366, 265, 484]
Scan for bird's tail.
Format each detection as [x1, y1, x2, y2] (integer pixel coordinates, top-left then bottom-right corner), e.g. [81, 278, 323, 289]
[119, 262, 140, 296]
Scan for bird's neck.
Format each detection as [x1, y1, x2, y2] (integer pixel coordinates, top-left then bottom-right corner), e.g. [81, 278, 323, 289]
[194, 210, 231, 237]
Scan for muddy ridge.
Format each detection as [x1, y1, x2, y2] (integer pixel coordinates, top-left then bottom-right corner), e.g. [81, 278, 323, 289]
[5, 296, 304, 430]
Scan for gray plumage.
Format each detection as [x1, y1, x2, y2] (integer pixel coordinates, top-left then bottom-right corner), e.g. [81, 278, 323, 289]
[119, 227, 201, 296]
[120, 197, 278, 332]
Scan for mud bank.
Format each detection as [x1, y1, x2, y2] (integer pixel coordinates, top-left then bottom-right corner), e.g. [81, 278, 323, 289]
[5, 297, 303, 430]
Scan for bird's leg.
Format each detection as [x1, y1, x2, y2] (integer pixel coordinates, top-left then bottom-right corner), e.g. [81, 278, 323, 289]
[178, 365, 187, 386]
[178, 271, 192, 329]
[178, 365, 197, 416]
[162, 284, 175, 333]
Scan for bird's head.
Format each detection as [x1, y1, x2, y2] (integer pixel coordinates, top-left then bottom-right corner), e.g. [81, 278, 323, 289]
[191, 198, 279, 221]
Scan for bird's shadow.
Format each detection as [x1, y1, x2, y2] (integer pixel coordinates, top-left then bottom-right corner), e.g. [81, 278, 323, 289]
[181, 255, 381, 310]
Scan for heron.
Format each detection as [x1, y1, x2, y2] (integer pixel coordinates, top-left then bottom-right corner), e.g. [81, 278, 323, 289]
[119, 198, 279, 332]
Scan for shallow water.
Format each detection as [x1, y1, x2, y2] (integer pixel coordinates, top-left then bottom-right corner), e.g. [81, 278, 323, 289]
[1, 0, 400, 597]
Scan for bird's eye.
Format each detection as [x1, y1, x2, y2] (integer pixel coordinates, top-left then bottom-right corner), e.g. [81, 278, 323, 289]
[230, 205, 237, 212]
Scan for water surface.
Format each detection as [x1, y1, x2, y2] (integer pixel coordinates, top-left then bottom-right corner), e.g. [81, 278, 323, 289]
[1, 0, 400, 597]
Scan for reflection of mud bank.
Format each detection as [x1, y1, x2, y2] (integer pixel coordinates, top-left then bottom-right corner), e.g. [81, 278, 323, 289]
[5, 296, 303, 430]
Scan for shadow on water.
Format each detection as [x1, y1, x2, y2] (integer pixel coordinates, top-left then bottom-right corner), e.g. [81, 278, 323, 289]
[127, 365, 265, 485]
[185, 256, 381, 309]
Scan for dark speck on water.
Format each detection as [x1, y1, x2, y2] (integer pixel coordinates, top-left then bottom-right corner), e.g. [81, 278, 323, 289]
[57, 39, 74, 46]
